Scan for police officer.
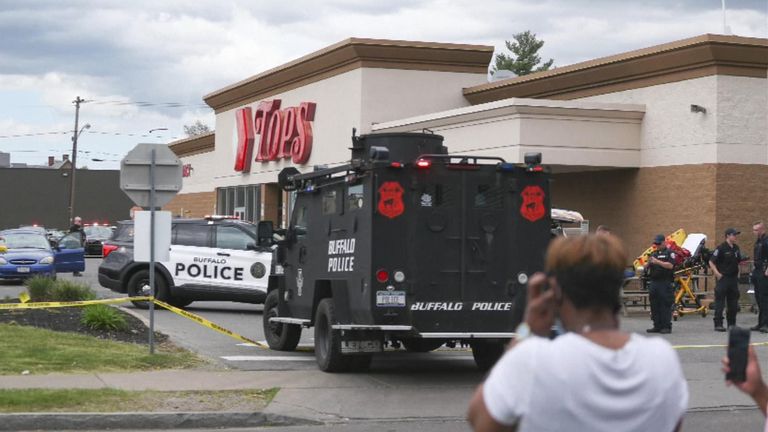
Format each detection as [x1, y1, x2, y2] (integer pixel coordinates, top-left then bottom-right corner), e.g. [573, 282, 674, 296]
[751, 221, 768, 332]
[709, 228, 744, 332]
[646, 234, 676, 334]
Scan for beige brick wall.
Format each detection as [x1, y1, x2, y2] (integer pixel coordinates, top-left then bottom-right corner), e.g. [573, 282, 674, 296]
[552, 165, 716, 261]
[552, 163, 768, 261]
[163, 192, 216, 218]
[262, 184, 282, 223]
[715, 164, 768, 247]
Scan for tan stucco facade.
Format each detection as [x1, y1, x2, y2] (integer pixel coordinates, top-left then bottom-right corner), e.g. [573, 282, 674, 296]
[168, 34, 768, 259]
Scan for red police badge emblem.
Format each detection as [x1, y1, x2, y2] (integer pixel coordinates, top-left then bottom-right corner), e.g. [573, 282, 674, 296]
[520, 185, 546, 222]
[378, 181, 405, 219]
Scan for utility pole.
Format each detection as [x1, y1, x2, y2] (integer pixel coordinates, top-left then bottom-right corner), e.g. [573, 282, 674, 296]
[68, 96, 85, 227]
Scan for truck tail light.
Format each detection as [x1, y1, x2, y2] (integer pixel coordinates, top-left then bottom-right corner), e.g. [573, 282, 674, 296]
[103, 244, 119, 258]
[376, 269, 389, 283]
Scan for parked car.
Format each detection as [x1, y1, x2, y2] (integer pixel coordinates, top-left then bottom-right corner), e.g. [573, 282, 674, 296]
[0, 229, 85, 281]
[98, 217, 273, 308]
[45, 228, 67, 244]
[83, 225, 114, 257]
[102, 221, 133, 259]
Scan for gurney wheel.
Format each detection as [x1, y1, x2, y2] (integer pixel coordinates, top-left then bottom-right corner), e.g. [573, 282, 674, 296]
[701, 309, 707, 318]
[673, 315, 678, 321]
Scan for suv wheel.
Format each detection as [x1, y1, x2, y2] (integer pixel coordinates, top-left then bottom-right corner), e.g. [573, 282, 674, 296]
[263, 290, 301, 351]
[127, 269, 169, 309]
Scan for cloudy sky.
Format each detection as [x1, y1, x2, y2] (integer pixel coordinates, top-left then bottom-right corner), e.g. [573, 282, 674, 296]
[1, 0, 766, 169]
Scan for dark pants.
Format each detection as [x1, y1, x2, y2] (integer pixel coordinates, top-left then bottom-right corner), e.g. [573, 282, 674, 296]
[714, 274, 739, 327]
[752, 269, 768, 328]
[649, 279, 674, 330]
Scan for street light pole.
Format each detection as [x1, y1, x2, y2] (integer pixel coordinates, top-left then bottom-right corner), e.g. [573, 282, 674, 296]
[68, 96, 88, 226]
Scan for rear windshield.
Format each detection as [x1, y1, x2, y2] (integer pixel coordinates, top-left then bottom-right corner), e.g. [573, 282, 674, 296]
[84, 226, 113, 238]
[111, 222, 135, 242]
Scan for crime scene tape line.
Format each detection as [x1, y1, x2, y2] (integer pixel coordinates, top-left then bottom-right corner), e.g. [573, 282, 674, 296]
[153, 299, 314, 353]
[152, 298, 269, 349]
[0, 296, 153, 309]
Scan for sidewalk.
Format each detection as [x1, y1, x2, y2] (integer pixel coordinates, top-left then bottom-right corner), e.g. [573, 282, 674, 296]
[0, 368, 479, 430]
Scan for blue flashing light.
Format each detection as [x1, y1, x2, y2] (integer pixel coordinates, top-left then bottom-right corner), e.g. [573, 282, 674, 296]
[499, 162, 515, 172]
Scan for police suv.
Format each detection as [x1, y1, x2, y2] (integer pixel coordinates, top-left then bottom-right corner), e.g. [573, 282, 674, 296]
[98, 217, 273, 308]
[258, 132, 551, 372]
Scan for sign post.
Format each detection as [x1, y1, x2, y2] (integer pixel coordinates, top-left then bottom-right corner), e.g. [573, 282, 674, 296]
[120, 144, 182, 354]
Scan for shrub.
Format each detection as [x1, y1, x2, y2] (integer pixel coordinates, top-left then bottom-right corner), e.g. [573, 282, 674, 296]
[27, 276, 56, 302]
[51, 280, 95, 302]
[81, 305, 128, 331]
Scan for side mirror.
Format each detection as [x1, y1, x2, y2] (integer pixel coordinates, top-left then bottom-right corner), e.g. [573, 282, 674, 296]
[246, 242, 258, 251]
[257, 221, 274, 247]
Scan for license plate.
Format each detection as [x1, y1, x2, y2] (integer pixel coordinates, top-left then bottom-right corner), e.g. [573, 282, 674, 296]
[16, 267, 30, 273]
[376, 290, 405, 307]
[341, 340, 382, 353]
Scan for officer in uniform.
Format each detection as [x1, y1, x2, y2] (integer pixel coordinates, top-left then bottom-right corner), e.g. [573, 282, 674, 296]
[752, 221, 768, 332]
[709, 228, 744, 332]
[646, 234, 676, 334]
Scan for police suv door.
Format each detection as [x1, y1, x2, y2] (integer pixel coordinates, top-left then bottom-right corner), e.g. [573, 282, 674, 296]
[167, 223, 212, 287]
[212, 224, 271, 293]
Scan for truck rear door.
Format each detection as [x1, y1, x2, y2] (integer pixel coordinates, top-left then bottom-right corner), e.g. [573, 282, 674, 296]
[406, 160, 550, 335]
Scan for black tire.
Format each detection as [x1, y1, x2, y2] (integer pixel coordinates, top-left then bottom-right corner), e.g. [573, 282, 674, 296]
[263, 290, 301, 351]
[401, 338, 446, 352]
[168, 298, 192, 309]
[471, 340, 506, 372]
[127, 269, 169, 309]
[314, 298, 349, 372]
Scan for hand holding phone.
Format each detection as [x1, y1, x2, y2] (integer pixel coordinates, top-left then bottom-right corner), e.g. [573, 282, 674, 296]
[726, 326, 750, 383]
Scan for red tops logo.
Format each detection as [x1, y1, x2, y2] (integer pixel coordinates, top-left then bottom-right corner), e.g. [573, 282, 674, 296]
[234, 99, 316, 172]
[520, 185, 546, 222]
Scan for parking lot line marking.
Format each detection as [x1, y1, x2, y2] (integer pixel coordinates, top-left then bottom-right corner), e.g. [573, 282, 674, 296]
[221, 356, 316, 361]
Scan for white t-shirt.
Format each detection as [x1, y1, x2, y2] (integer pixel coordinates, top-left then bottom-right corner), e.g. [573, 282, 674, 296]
[483, 332, 688, 432]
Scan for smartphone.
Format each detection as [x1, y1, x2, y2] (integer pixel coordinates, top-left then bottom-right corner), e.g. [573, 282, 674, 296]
[726, 326, 750, 383]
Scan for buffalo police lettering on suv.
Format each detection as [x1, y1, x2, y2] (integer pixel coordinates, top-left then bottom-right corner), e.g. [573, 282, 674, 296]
[97, 216, 273, 309]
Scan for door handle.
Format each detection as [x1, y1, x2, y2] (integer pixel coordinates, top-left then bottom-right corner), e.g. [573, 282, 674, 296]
[217, 252, 230, 257]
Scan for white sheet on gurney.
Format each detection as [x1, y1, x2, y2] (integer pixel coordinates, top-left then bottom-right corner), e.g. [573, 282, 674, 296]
[682, 233, 707, 256]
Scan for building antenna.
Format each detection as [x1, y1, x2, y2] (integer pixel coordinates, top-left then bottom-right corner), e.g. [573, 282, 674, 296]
[721, 0, 731, 34]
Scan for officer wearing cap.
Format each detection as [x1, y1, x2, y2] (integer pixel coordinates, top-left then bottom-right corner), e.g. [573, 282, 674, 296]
[751, 221, 768, 332]
[709, 228, 744, 332]
[646, 234, 676, 334]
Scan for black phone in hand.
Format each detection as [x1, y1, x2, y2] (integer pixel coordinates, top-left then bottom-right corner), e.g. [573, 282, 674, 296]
[726, 326, 750, 383]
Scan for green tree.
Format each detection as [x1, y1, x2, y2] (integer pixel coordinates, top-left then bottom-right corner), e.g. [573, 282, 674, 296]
[183, 120, 212, 137]
[492, 31, 554, 76]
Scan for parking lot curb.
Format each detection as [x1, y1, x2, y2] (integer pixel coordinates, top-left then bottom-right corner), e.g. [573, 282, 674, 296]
[0, 411, 321, 430]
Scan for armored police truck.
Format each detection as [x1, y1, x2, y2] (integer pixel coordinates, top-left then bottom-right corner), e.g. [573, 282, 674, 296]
[258, 132, 551, 372]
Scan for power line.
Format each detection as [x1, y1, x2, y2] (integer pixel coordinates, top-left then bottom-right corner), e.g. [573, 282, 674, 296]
[6, 99, 211, 110]
[0, 129, 182, 140]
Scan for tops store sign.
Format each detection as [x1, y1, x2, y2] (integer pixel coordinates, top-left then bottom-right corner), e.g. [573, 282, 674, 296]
[234, 99, 317, 172]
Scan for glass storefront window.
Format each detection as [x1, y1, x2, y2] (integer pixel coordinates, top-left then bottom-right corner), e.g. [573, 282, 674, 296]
[215, 185, 261, 223]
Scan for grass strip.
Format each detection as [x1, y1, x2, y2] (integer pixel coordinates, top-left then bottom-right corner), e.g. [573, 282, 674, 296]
[0, 324, 201, 375]
[0, 388, 279, 412]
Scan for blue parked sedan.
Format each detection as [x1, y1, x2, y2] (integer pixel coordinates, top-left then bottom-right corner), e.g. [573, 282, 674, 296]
[0, 229, 85, 280]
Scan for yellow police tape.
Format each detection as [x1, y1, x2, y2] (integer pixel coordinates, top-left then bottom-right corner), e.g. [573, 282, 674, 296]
[151, 298, 268, 349]
[15, 295, 767, 353]
[0, 295, 314, 352]
[0, 296, 153, 309]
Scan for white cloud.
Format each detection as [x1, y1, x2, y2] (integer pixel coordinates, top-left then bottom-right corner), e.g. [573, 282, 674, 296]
[0, 0, 765, 168]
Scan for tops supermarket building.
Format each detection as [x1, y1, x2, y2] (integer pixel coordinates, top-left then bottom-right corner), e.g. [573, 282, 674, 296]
[166, 33, 768, 255]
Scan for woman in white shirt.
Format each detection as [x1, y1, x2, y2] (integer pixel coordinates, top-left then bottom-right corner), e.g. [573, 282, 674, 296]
[468, 234, 688, 432]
